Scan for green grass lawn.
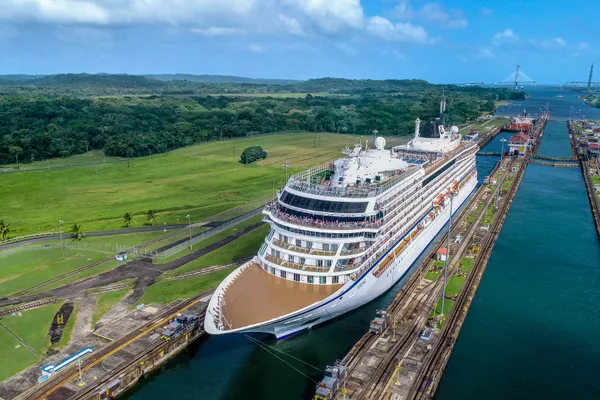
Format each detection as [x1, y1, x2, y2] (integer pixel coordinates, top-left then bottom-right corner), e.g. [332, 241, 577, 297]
[0, 248, 118, 298]
[433, 260, 446, 268]
[1, 302, 62, 355]
[466, 203, 484, 223]
[1, 133, 409, 236]
[165, 224, 269, 276]
[432, 299, 455, 320]
[424, 270, 440, 281]
[444, 275, 466, 297]
[0, 326, 40, 382]
[92, 288, 132, 328]
[482, 204, 496, 225]
[592, 175, 600, 186]
[154, 214, 265, 264]
[0, 150, 124, 173]
[458, 258, 474, 273]
[138, 267, 235, 305]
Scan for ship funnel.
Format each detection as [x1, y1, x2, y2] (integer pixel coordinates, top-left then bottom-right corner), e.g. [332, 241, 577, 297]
[414, 117, 421, 138]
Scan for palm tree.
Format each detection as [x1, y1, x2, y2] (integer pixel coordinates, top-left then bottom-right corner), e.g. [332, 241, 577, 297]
[123, 213, 133, 228]
[70, 224, 85, 241]
[146, 210, 156, 226]
[0, 220, 10, 241]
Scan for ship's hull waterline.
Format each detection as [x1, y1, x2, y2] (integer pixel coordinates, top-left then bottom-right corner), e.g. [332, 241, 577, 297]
[206, 172, 477, 339]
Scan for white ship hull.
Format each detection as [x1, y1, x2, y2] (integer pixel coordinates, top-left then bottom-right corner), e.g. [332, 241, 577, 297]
[207, 171, 477, 339]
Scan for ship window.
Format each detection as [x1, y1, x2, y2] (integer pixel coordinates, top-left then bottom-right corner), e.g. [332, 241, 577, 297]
[306, 241, 313, 249]
[323, 243, 330, 252]
[319, 276, 326, 284]
[279, 191, 368, 214]
[308, 276, 314, 284]
[288, 255, 294, 263]
[325, 260, 332, 267]
[296, 239, 302, 247]
[269, 267, 275, 275]
[280, 270, 286, 279]
[422, 159, 456, 186]
[299, 257, 306, 265]
[332, 276, 339, 284]
[317, 260, 324, 267]
[294, 273, 300, 282]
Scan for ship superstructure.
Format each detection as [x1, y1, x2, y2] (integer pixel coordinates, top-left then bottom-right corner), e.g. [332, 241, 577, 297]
[205, 117, 479, 339]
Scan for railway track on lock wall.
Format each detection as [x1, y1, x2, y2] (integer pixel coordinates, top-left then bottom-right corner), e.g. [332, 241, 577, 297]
[410, 156, 526, 400]
[340, 158, 504, 400]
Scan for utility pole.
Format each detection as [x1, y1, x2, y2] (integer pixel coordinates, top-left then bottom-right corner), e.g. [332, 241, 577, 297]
[441, 194, 453, 318]
[282, 161, 290, 183]
[59, 220, 64, 257]
[496, 139, 507, 208]
[186, 215, 192, 250]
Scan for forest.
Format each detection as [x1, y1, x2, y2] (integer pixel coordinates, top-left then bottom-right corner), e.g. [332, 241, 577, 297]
[0, 74, 523, 163]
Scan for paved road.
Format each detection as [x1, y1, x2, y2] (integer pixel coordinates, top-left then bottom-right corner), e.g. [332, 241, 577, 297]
[0, 222, 265, 308]
[0, 221, 227, 251]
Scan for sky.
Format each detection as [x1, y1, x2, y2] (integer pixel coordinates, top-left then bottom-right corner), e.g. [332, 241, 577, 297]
[0, 0, 598, 84]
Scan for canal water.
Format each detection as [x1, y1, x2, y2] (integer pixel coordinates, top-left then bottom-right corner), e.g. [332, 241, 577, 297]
[436, 88, 600, 400]
[125, 87, 600, 400]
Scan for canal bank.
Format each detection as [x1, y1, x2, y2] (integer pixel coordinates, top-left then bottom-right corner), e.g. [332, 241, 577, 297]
[435, 99, 600, 400]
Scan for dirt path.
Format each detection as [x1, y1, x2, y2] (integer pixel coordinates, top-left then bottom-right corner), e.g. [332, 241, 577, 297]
[69, 295, 97, 344]
[0, 222, 265, 309]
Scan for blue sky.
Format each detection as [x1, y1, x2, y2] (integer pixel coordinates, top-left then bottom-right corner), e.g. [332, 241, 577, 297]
[0, 0, 597, 83]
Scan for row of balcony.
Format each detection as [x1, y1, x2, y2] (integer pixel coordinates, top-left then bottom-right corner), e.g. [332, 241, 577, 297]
[264, 203, 382, 231]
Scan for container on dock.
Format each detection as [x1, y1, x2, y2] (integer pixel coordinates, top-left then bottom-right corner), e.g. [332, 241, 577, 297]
[314, 363, 347, 400]
[369, 310, 391, 334]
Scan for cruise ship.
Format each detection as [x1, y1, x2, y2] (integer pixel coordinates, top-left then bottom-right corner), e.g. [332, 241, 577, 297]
[205, 116, 479, 339]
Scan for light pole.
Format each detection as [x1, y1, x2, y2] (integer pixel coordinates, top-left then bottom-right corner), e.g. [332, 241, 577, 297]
[59, 220, 64, 257]
[186, 215, 192, 250]
[282, 161, 290, 183]
[441, 194, 454, 318]
[496, 139, 507, 208]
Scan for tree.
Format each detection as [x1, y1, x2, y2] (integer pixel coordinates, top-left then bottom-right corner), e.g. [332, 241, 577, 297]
[70, 224, 85, 241]
[240, 146, 268, 164]
[146, 210, 156, 225]
[123, 212, 134, 228]
[0, 220, 10, 241]
[10, 146, 23, 164]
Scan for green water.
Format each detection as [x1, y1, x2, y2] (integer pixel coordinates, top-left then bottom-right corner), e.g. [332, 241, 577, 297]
[125, 88, 600, 400]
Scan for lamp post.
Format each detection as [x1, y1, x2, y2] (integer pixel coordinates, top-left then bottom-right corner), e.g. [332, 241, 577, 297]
[441, 194, 454, 318]
[59, 220, 64, 257]
[282, 161, 290, 183]
[496, 138, 507, 208]
[186, 215, 192, 250]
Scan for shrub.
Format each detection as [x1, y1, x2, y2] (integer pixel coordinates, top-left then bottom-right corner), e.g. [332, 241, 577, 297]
[240, 146, 267, 164]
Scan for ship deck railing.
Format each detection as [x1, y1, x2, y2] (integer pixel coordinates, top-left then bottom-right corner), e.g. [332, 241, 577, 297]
[264, 203, 382, 231]
[271, 239, 338, 256]
[264, 254, 332, 273]
[287, 164, 421, 198]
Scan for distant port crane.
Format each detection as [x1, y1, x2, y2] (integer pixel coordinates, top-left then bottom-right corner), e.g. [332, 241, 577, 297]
[570, 63, 599, 93]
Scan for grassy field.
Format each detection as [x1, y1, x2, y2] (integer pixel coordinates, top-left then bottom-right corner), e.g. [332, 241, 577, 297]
[0, 326, 40, 382]
[1, 302, 62, 355]
[424, 270, 440, 281]
[0, 248, 118, 298]
[154, 214, 265, 264]
[444, 275, 466, 297]
[458, 258, 474, 273]
[92, 288, 131, 328]
[165, 224, 269, 276]
[0, 133, 409, 237]
[0, 150, 126, 173]
[139, 267, 235, 305]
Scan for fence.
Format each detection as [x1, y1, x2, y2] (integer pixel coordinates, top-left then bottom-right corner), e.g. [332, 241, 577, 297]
[155, 207, 264, 260]
[1, 241, 126, 257]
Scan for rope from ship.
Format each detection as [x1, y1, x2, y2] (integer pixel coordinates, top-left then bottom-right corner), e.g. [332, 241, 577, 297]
[321, 306, 365, 331]
[244, 335, 320, 383]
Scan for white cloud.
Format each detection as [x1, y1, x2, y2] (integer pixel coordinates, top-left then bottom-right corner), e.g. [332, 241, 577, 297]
[382, 47, 405, 59]
[391, 1, 467, 29]
[366, 16, 430, 44]
[278, 14, 305, 35]
[528, 37, 567, 51]
[492, 29, 518, 45]
[287, 0, 364, 34]
[248, 43, 267, 53]
[475, 47, 495, 59]
[191, 27, 247, 36]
